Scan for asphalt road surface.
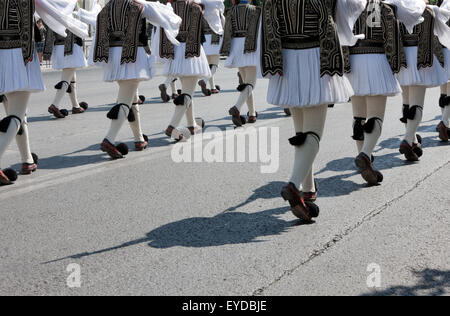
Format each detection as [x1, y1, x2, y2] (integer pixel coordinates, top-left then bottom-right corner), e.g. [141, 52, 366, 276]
[0, 64, 449, 296]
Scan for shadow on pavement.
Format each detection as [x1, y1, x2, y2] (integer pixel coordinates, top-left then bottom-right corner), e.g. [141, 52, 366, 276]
[43, 205, 302, 263]
[362, 269, 450, 296]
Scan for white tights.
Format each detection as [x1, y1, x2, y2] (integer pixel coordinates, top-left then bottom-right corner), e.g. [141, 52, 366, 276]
[105, 80, 142, 143]
[289, 105, 328, 192]
[0, 92, 30, 168]
[234, 66, 257, 117]
[52, 68, 81, 109]
[401, 86, 426, 145]
[352, 96, 387, 157]
[169, 76, 198, 129]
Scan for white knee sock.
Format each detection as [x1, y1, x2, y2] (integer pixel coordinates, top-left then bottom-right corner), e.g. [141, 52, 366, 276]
[443, 106, 450, 127]
[0, 92, 29, 167]
[360, 96, 386, 157]
[247, 91, 256, 117]
[52, 69, 76, 108]
[169, 95, 190, 128]
[105, 80, 138, 143]
[68, 73, 80, 109]
[352, 97, 368, 154]
[209, 65, 218, 90]
[128, 104, 145, 142]
[186, 102, 196, 128]
[16, 117, 34, 164]
[404, 86, 426, 145]
[289, 106, 327, 189]
[235, 85, 252, 112]
[302, 168, 315, 193]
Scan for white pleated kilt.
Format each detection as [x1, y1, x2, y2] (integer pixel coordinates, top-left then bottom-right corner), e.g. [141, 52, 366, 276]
[443, 47, 450, 80]
[224, 37, 259, 69]
[97, 47, 155, 82]
[51, 44, 88, 70]
[163, 43, 211, 78]
[266, 48, 354, 108]
[396, 46, 448, 87]
[203, 34, 222, 56]
[0, 48, 44, 94]
[347, 53, 402, 97]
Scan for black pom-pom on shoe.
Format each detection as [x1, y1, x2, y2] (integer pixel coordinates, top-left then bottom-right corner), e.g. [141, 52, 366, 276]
[3, 168, 18, 182]
[116, 143, 129, 156]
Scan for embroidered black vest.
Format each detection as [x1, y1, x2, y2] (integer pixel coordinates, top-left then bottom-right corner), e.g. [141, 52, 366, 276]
[220, 3, 261, 56]
[202, 18, 221, 45]
[261, 0, 344, 77]
[400, 8, 444, 70]
[349, 1, 406, 74]
[160, 0, 204, 59]
[0, 0, 35, 65]
[94, 0, 147, 64]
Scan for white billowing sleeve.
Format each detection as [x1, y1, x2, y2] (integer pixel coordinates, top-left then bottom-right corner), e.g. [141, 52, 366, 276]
[335, 0, 367, 46]
[133, 0, 182, 46]
[430, 4, 450, 48]
[76, 4, 102, 27]
[34, 0, 89, 38]
[384, 0, 426, 33]
[195, 0, 226, 35]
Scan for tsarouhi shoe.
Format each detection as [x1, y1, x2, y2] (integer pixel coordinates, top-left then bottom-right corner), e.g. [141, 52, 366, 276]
[302, 180, 319, 202]
[48, 105, 66, 119]
[247, 112, 258, 124]
[281, 183, 319, 222]
[399, 140, 419, 162]
[21, 163, 37, 175]
[72, 107, 85, 114]
[135, 141, 148, 151]
[437, 121, 449, 142]
[284, 108, 292, 117]
[198, 80, 212, 97]
[159, 84, 171, 103]
[0, 169, 12, 185]
[355, 152, 382, 186]
[211, 85, 221, 94]
[165, 126, 184, 142]
[100, 139, 124, 160]
[229, 106, 246, 127]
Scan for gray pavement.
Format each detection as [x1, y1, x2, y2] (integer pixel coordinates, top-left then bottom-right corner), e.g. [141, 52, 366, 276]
[0, 64, 449, 296]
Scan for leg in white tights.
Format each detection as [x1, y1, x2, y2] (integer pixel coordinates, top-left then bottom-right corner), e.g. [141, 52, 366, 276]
[0, 92, 30, 168]
[52, 68, 76, 109]
[234, 67, 257, 117]
[289, 105, 328, 191]
[169, 76, 198, 129]
[105, 80, 139, 143]
[207, 55, 220, 90]
[360, 96, 386, 158]
[3, 97, 33, 164]
[68, 72, 81, 109]
[404, 86, 426, 146]
[351, 96, 367, 154]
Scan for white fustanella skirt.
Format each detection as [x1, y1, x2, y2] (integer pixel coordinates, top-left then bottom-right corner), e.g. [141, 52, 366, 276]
[396, 46, 448, 87]
[163, 43, 211, 78]
[266, 48, 354, 108]
[224, 37, 259, 69]
[97, 47, 155, 82]
[203, 34, 222, 56]
[0, 48, 44, 94]
[51, 44, 88, 70]
[346, 53, 402, 97]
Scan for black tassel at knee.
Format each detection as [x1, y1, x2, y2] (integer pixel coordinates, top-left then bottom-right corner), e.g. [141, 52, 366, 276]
[407, 105, 423, 120]
[54, 81, 71, 93]
[288, 132, 320, 147]
[0, 115, 21, 133]
[107, 103, 129, 120]
[128, 108, 136, 122]
[352, 117, 366, 141]
[237, 84, 253, 92]
[0, 95, 4, 103]
[364, 117, 383, 134]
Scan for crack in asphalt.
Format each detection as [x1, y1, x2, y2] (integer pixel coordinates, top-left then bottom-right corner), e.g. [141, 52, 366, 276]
[252, 160, 450, 296]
